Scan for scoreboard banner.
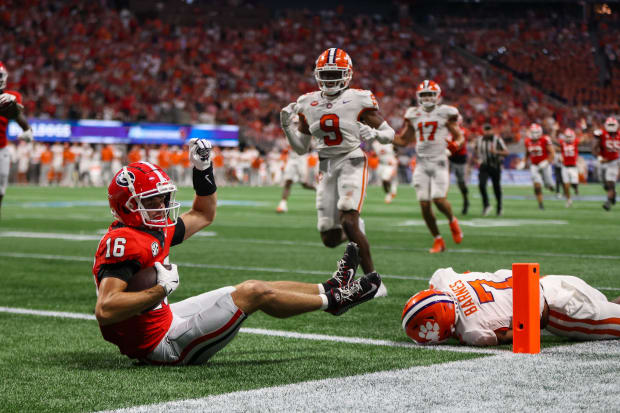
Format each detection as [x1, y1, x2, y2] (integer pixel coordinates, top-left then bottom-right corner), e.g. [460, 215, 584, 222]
[7, 118, 239, 147]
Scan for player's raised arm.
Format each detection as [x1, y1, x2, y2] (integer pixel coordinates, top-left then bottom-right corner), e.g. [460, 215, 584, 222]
[181, 138, 218, 240]
[393, 119, 416, 147]
[358, 109, 395, 144]
[446, 115, 464, 147]
[280, 102, 312, 155]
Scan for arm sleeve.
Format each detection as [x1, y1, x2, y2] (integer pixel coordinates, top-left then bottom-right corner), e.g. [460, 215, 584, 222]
[98, 260, 141, 283]
[171, 217, 186, 246]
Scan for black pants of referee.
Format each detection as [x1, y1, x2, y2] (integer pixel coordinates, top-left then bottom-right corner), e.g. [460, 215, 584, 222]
[479, 163, 502, 213]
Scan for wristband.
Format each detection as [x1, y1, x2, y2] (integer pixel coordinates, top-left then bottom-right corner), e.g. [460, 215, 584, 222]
[192, 166, 217, 196]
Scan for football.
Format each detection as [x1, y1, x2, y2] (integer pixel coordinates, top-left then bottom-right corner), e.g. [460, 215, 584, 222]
[126, 264, 171, 292]
[0, 100, 19, 119]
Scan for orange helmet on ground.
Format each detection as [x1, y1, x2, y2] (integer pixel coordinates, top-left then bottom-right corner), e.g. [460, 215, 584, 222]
[402, 289, 458, 344]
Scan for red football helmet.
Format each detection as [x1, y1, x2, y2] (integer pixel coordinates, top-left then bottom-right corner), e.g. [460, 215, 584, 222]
[402, 289, 458, 344]
[108, 161, 180, 228]
[416, 80, 441, 109]
[562, 128, 576, 142]
[529, 123, 543, 140]
[0, 62, 8, 90]
[314, 48, 353, 96]
[604, 117, 618, 133]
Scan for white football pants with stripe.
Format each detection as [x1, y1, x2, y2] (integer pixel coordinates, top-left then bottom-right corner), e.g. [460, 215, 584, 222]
[541, 276, 620, 340]
[145, 286, 247, 365]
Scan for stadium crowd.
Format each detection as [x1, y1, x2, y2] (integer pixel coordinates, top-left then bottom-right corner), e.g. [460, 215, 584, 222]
[1, 0, 616, 150]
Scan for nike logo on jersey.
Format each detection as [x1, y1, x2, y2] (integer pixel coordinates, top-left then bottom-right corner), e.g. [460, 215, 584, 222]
[342, 100, 352, 104]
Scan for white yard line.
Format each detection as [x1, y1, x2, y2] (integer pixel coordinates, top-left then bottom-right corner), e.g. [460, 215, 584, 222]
[98, 340, 620, 413]
[1, 249, 619, 291]
[0, 306, 497, 355]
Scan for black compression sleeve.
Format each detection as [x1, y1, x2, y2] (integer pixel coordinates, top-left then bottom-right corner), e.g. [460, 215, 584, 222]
[192, 166, 217, 196]
[97, 260, 141, 283]
[171, 217, 186, 246]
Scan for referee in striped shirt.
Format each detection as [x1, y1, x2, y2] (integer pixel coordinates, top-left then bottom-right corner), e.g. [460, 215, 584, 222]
[475, 124, 509, 216]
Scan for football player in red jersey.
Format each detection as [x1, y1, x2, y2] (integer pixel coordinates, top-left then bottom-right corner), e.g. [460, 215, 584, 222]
[556, 128, 580, 207]
[592, 117, 619, 211]
[0, 62, 34, 219]
[93, 139, 382, 365]
[449, 118, 470, 215]
[524, 123, 555, 210]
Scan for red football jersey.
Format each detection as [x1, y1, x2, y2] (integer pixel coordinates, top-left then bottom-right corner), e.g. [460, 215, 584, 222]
[599, 130, 620, 162]
[525, 135, 552, 165]
[0, 90, 22, 148]
[559, 138, 579, 166]
[92, 221, 178, 359]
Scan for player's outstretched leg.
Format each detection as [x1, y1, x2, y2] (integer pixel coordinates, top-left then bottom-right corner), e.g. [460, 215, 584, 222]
[325, 271, 383, 316]
[321, 242, 360, 291]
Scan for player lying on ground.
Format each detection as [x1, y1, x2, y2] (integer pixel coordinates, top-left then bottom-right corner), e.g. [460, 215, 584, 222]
[402, 267, 620, 346]
[93, 140, 382, 365]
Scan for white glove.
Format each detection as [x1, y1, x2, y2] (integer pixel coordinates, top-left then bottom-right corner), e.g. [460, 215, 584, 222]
[18, 128, 33, 142]
[358, 122, 377, 141]
[0, 93, 16, 105]
[280, 102, 297, 128]
[188, 138, 213, 170]
[538, 160, 549, 169]
[155, 262, 179, 296]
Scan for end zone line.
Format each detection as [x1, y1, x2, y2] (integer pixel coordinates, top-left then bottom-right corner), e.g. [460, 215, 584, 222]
[0, 306, 499, 355]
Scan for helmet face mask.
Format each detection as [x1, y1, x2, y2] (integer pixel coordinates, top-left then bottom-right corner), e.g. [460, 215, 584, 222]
[416, 80, 441, 110]
[529, 123, 543, 140]
[604, 117, 618, 133]
[315, 48, 353, 96]
[562, 128, 576, 142]
[402, 289, 458, 344]
[109, 162, 180, 228]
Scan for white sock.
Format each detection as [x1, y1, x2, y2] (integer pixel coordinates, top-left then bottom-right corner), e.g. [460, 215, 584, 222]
[317, 283, 325, 294]
[319, 294, 328, 310]
[435, 235, 442, 240]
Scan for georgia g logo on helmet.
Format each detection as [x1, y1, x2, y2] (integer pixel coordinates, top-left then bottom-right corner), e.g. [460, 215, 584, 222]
[115, 170, 135, 187]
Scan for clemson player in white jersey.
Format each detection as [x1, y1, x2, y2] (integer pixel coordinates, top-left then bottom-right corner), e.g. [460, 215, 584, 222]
[371, 139, 398, 203]
[402, 267, 620, 346]
[280, 48, 395, 279]
[393, 80, 464, 253]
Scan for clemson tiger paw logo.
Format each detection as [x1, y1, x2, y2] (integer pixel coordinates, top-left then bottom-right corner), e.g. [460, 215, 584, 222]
[418, 321, 440, 342]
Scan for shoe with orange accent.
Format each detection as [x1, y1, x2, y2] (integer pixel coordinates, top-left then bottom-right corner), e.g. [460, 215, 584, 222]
[384, 193, 393, 204]
[449, 218, 463, 244]
[429, 237, 445, 253]
[276, 200, 288, 213]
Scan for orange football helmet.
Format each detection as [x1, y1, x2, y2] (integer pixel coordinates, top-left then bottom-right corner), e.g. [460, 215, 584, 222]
[604, 117, 618, 133]
[416, 80, 441, 109]
[402, 289, 458, 344]
[314, 48, 353, 95]
[529, 123, 543, 140]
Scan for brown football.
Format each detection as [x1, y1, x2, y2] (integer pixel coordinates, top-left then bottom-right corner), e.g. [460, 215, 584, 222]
[126, 264, 171, 292]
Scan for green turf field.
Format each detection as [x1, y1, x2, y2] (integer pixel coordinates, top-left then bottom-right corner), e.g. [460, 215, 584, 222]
[0, 183, 618, 412]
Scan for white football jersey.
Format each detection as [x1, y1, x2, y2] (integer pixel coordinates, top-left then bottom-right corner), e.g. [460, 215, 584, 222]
[429, 267, 544, 346]
[371, 139, 396, 164]
[296, 88, 378, 158]
[404, 104, 459, 158]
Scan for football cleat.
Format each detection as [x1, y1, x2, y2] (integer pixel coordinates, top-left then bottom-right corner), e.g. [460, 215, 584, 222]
[326, 271, 382, 316]
[429, 237, 446, 253]
[276, 200, 288, 213]
[402, 289, 458, 344]
[449, 218, 463, 244]
[482, 205, 492, 217]
[323, 242, 360, 291]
